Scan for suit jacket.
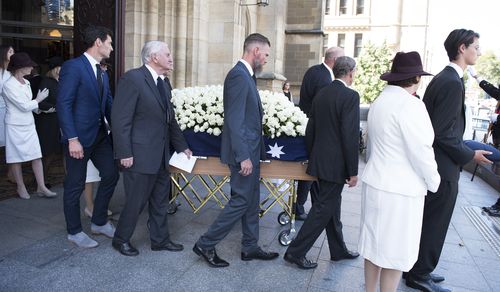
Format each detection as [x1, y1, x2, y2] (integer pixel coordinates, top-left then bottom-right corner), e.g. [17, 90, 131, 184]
[299, 63, 332, 116]
[305, 80, 359, 183]
[2, 77, 38, 125]
[423, 66, 474, 182]
[220, 61, 266, 166]
[57, 55, 113, 147]
[362, 85, 440, 197]
[479, 80, 500, 100]
[111, 65, 188, 174]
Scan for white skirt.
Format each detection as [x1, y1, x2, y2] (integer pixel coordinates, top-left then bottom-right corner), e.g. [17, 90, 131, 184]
[358, 183, 425, 271]
[86, 160, 101, 183]
[5, 123, 42, 163]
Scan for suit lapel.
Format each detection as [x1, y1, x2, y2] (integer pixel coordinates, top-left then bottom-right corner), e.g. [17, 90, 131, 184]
[237, 62, 263, 118]
[79, 55, 100, 99]
[141, 66, 166, 112]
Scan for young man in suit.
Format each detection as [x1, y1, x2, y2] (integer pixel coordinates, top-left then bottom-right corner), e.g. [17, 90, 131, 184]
[405, 29, 492, 292]
[57, 25, 119, 248]
[284, 56, 360, 269]
[111, 41, 192, 256]
[193, 33, 279, 268]
[296, 47, 344, 220]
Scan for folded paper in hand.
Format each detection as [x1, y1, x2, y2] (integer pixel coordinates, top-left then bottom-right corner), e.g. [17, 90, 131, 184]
[169, 152, 197, 173]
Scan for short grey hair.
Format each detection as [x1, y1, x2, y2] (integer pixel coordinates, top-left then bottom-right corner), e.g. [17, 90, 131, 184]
[333, 56, 356, 78]
[141, 40, 168, 64]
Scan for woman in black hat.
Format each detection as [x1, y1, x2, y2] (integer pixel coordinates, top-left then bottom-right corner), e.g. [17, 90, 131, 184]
[358, 51, 440, 292]
[2, 52, 56, 199]
[35, 56, 64, 182]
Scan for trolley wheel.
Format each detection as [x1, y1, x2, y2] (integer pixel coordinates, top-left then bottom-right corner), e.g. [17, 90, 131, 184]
[277, 211, 290, 226]
[279, 230, 293, 246]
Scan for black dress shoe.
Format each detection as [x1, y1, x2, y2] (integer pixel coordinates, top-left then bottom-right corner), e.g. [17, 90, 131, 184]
[151, 240, 184, 252]
[112, 241, 139, 256]
[430, 273, 445, 283]
[406, 275, 451, 292]
[241, 248, 279, 261]
[283, 252, 318, 269]
[295, 213, 308, 221]
[331, 250, 359, 261]
[192, 244, 229, 268]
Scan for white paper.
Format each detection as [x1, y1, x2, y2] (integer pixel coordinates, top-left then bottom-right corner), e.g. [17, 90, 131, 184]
[169, 152, 197, 173]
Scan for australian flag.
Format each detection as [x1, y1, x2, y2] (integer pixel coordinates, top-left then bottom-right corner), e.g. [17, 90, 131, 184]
[182, 129, 308, 162]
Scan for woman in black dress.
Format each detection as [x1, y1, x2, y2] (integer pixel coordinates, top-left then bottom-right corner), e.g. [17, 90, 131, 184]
[35, 56, 64, 179]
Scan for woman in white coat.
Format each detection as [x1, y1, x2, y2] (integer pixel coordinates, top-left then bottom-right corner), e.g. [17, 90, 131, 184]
[358, 51, 440, 292]
[2, 52, 56, 199]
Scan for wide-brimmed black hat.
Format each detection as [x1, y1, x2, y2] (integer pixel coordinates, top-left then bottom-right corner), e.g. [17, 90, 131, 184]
[380, 51, 432, 82]
[47, 56, 64, 69]
[8, 52, 37, 71]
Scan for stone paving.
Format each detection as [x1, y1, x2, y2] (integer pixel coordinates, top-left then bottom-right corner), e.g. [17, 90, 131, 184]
[0, 160, 499, 291]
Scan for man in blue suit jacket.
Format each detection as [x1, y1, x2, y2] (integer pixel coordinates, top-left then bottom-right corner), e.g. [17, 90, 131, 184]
[57, 25, 119, 248]
[296, 47, 344, 220]
[193, 33, 279, 268]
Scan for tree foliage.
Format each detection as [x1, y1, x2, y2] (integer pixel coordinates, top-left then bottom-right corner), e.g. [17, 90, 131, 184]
[353, 42, 392, 104]
[475, 51, 500, 86]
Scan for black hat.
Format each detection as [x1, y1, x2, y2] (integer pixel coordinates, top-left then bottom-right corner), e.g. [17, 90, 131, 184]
[8, 52, 37, 71]
[47, 56, 64, 69]
[380, 51, 432, 82]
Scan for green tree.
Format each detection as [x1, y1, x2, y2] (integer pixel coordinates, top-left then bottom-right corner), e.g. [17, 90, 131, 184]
[475, 51, 500, 86]
[353, 42, 392, 104]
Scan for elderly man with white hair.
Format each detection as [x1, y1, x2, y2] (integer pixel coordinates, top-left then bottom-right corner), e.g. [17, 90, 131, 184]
[111, 40, 192, 256]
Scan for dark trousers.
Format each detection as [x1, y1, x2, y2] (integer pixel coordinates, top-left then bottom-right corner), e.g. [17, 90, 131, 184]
[113, 168, 172, 246]
[197, 164, 260, 253]
[296, 180, 319, 214]
[286, 179, 347, 258]
[409, 180, 458, 277]
[63, 132, 119, 235]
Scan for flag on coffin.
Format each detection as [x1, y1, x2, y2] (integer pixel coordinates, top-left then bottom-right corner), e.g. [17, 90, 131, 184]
[182, 129, 308, 161]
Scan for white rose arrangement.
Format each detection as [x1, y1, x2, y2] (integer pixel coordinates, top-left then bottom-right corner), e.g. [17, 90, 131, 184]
[171, 85, 308, 138]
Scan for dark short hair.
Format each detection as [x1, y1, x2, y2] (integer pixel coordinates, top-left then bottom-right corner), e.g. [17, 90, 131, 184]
[0, 45, 13, 70]
[243, 33, 270, 52]
[388, 76, 420, 87]
[444, 29, 479, 61]
[333, 56, 356, 78]
[83, 25, 113, 50]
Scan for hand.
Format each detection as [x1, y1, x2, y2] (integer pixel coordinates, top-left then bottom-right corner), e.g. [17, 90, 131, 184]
[44, 107, 56, 113]
[183, 148, 193, 159]
[345, 176, 358, 187]
[239, 159, 253, 176]
[473, 150, 493, 165]
[120, 157, 134, 168]
[35, 88, 49, 103]
[467, 66, 477, 78]
[68, 139, 84, 159]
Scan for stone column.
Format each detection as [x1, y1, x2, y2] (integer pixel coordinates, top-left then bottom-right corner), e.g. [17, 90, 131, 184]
[284, 0, 325, 100]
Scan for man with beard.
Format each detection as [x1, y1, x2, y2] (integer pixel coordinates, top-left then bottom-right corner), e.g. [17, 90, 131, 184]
[193, 33, 279, 267]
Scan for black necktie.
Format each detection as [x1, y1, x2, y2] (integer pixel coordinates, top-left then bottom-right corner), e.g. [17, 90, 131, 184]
[252, 74, 257, 85]
[157, 77, 168, 108]
[96, 64, 103, 99]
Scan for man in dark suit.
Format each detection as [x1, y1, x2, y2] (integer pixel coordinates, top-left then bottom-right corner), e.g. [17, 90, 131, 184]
[111, 41, 192, 256]
[296, 47, 344, 220]
[193, 33, 278, 268]
[284, 56, 360, 269]
[405, 29, 492, 292]
[57, 25, 119, 248]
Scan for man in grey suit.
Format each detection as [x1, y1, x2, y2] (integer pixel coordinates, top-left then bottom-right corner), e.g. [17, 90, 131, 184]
[193, 33, 279, 268]
[111, 41, 192, 256]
